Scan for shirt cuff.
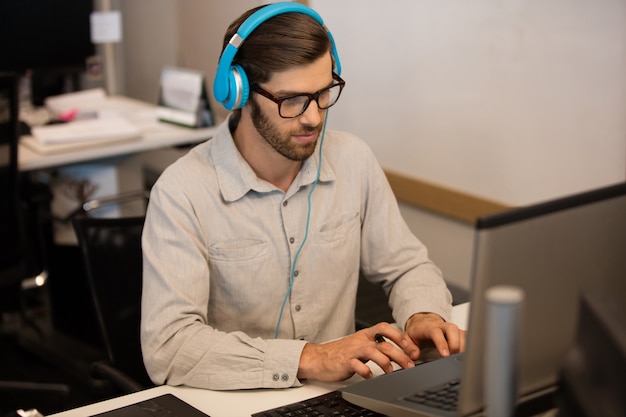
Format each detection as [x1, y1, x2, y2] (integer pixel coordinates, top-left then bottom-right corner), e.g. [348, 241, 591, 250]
[263, 338, 309, 388]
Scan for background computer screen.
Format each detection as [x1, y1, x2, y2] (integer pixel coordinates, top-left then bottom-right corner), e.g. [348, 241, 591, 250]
[0, 0, 94, 73]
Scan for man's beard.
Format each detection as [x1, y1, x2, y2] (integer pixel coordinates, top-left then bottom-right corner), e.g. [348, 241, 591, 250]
[250, 99, 321, 162]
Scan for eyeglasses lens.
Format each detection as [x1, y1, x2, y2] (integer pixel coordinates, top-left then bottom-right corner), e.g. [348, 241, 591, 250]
[279, 84, 342, 118]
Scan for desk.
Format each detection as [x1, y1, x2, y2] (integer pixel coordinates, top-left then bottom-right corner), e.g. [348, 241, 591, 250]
[49, 304, 470, 417]
[18, 96, 217, 172]
[18, 95, 216, 234]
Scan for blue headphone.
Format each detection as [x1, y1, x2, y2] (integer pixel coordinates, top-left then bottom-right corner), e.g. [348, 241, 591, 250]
[213, 2, 342, 111]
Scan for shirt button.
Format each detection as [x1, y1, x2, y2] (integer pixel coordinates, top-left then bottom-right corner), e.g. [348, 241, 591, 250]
[282, 201, 288, 207]
[295, 305, 301, 312]
[272, 373, 279, 381]
[281, 374, 289, 382]
[293, 270, 299, 277]
[289, 237, 295, 244]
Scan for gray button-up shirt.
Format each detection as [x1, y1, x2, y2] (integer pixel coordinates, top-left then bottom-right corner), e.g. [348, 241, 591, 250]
[141, 117, 452, 390]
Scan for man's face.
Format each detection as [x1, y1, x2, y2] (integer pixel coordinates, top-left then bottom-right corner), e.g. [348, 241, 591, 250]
[249, 53, 334, 162]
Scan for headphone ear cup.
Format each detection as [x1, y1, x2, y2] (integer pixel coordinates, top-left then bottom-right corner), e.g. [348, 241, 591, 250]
[223, 64, 250, 110]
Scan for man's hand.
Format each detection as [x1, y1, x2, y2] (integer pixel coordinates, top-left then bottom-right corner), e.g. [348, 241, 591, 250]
[297, 322, 420, 382]
[404, 312, 466, 358]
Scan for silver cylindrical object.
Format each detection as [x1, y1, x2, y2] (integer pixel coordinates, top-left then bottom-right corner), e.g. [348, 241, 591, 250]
[484, 285, 524, 417]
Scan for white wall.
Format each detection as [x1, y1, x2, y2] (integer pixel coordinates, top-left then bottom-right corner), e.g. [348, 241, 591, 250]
[119, 1, 626, 206]
[312, 0, 626, 205]
[118, 0, 179, 103]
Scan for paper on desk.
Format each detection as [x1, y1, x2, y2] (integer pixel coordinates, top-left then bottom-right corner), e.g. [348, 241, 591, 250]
[31, 117, 140, 145]
[45, 88, 108, 116]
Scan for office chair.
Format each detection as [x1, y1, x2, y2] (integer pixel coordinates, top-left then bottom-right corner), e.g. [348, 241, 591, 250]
[1, 72, 71, 414]
[71, 215, 154, 394]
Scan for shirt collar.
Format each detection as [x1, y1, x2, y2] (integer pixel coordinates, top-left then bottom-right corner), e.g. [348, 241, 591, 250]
[212, 116, 335, 202]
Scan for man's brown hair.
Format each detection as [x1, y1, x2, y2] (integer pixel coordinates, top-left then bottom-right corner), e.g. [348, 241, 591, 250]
[222, 6, 333, 87]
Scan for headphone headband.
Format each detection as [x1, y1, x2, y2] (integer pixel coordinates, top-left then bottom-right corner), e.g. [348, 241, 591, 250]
[213, 2, 341, 111]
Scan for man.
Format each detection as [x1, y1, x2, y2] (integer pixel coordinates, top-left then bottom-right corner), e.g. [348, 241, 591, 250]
[141, 3, 465, 391]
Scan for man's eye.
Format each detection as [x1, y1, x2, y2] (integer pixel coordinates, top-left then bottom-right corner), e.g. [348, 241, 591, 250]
[283, 96, 308, 107]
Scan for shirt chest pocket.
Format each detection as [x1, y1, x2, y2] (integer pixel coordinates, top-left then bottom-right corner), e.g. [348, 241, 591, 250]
[314, 211, 360, 246]
[206, 239, 282, 326]
[208, 239, 270, 263]
[207, 239, 272, 285]
[310, 212, 361, 281]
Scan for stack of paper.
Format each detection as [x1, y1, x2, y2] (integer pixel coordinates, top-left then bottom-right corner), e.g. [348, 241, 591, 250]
[21, 89, 143, 155]
[44, 88, 108, 116]
[31, 117, 140, 145]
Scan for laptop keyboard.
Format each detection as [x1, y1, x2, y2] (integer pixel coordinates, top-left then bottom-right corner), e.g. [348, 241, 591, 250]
[403, 378, 461, 412]
[251, 390, 385, 417]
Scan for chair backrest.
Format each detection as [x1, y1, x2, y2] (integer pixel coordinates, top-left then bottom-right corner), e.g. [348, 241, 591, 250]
[0, 72, 25, 308]
[71, 215, 152, 387]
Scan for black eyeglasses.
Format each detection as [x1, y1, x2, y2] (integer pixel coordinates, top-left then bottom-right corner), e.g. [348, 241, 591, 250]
[251, 73, 345, 118]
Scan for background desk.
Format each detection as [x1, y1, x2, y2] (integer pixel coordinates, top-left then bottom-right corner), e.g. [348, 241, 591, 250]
[49, 304, 470, 417]
[18, 95, 217, 242]
[18, 96, 217, 172]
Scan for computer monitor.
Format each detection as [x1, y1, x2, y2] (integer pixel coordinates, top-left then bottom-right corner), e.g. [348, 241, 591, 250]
[0, 0, 94, 73]
[459, 181, 626, 414]
[341, 181, 626, 416]
[0, 0, 95, 104]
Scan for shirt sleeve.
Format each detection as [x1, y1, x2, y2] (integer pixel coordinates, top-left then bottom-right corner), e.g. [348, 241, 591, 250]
[358, 148, 453, 327]
[140, 177, 307, 390]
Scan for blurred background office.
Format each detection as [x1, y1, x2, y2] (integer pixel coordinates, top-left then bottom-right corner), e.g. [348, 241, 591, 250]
[0, 0, 624, 414]
[2, 0, 624, 291]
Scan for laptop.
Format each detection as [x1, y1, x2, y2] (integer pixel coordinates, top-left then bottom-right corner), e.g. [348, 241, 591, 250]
[341, 182, 626, 417]
[91, 394, 210, 417]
